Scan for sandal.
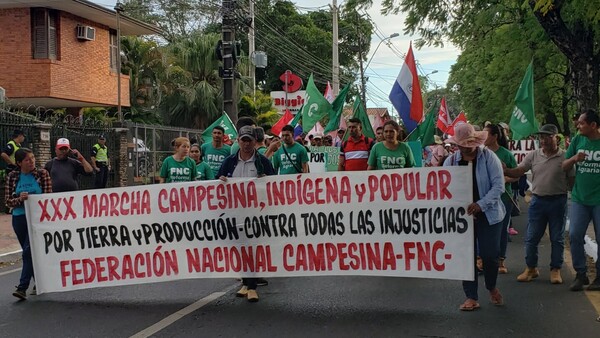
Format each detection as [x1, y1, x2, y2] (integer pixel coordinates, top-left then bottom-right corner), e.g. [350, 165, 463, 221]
[490, 288, 504, 306]
[459, 298, 480, 311]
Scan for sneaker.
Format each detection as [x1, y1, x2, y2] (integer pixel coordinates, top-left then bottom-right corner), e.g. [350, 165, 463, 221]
[247, 289, 259, 302]
[489, 288, 504, 306]
[587, 277, 600, 291]
[30, 285, 37, 296]
[498, 258, 508, 274]
[550, 269, 563, 284]
[517, 267, 539, 282]
[569, 273, 590, 291]
[508, 228, 518, 235]
[12, 288, 27, 300]
[236, 286, 248, 297]
[256, 278, 268, 287]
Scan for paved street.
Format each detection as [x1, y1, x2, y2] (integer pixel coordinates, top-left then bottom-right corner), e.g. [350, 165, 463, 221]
[1, 208, 599, 337]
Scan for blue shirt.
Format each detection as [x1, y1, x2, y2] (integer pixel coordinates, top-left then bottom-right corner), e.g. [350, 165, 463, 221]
[444, 147, 506, 225]
[13, 172, 42, 216]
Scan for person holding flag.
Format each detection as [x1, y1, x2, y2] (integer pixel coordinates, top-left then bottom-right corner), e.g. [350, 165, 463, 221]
[201, 126, 231, 175]
[338, 118, 375, 171]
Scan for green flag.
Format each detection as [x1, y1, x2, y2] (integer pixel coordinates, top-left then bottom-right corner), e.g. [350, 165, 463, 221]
[289, 108, 302, 128]
[509, 62, 539, 140]
[202, 112, 237, 143]
[351, 97, 375, 139]
[300, 74, 332, 131]
[324, 84, 351, 133]
[408, 104, 437, 147]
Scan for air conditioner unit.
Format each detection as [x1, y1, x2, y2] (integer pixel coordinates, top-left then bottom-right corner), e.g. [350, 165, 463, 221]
[76, 25, 95, 41]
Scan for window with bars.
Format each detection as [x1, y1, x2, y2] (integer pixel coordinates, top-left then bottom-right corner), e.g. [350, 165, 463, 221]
[110, 31, 118, 71]
[31, 8, 59, 59]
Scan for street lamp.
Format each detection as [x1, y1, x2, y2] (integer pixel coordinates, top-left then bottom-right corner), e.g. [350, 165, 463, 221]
[361, 33, 399, 106]
[364, 33, 400, 71]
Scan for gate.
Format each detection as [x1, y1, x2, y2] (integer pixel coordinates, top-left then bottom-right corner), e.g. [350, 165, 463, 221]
[128, 122, 203, 184]
[0, 110, 41, 209]
[46, 115, 117, 190]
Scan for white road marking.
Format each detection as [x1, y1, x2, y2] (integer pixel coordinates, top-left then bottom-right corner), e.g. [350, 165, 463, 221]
[0, 268, 21, 277]
[129, 283, 237, 338]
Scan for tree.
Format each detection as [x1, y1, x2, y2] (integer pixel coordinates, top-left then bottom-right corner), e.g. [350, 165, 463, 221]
[374, 0, 599, 113]
[122, 0, 221, 42]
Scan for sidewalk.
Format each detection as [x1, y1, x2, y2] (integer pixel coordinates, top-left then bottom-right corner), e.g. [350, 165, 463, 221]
[0, 213, 20, 263]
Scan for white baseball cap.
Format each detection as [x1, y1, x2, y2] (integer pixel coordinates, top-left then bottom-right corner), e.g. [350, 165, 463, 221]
[56, 138, 70, 149]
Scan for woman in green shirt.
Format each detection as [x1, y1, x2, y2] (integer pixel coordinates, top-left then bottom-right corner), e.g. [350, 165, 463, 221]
[159, 137, 197, 183]
[484, 124, 518, 274]
[189, 143, 215, 181]
[368, 120, 415, 170]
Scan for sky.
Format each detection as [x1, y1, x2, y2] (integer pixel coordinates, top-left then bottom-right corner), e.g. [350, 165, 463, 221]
[97, 0, 460, 114]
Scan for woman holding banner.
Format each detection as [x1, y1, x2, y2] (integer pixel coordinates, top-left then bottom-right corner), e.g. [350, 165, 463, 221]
[159, 137, 198, 183]
[444, 123, 506, 311]
[484, 124, 518, 274]
[5, 148, 52, 300]
[367, 120, 416, 170]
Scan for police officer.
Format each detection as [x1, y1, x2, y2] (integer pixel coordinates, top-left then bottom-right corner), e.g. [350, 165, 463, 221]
[91, 134, 109, 189]
[1, 129, 25, 173]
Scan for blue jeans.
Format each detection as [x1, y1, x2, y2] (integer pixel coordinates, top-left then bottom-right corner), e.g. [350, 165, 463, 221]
[569, 202, 600, 274]
[525, 195, 567, 269]
[463, 214, 503, 301]
[12, 215, 34, 290]
[499, 195, 513, 258]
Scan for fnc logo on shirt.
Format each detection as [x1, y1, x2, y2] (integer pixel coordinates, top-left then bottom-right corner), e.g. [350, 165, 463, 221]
[169, 168, 191, 175]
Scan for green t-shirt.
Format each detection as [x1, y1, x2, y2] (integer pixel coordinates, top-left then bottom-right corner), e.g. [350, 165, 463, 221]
[273, 142, 309, 174]
[565, 134, 600, 205]
[160, 156, 198, 183]
[368, 142, 416, 170]
[201, 143, 231, 174]
[494, 146, 517, 196]
[257, 146, 267, 155]
[230, 141, 239, 155]
[196, 161, 215, 181]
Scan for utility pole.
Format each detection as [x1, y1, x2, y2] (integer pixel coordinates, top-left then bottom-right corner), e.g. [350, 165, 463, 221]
[222, 0, 237, 124]
[248, 0, 255, 99]
[358, 34, 367, 109]
[115, 2, 123, 122]
[331, 0, 339, 96]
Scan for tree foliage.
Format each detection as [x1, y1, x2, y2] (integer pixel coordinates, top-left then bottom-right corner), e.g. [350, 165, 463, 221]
[350, 0, 600, 134]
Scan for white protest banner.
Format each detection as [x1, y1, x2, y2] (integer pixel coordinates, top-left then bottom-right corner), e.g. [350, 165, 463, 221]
[508, 139, 538, 165]
[26, 167, 474, 294]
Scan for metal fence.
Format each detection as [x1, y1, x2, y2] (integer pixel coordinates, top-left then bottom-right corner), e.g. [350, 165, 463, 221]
[46, 114, 118, 190]
[127, 122, 204, 184]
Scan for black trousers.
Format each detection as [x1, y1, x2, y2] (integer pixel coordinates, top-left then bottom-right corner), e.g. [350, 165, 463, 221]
[94, 165, 109, 189]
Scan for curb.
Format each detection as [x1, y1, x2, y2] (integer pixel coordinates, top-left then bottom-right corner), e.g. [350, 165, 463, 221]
[0, 250, 22, 264]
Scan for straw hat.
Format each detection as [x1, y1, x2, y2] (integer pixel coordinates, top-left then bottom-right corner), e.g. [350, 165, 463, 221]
[445, 123, 488, 148]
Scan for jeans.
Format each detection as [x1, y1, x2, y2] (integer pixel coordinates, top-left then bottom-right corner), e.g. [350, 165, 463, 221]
[499, 195, 513, 258]
[569, 202, 600, 274]
[463, 214, 503, 301]
[12, 215, 34, 290]
[525, 195, 567, 269]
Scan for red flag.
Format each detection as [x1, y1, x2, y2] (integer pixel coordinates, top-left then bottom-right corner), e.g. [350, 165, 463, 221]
[323, 81, 334, 103]
[446, 111, 467, 136]
[436, 97, 451, 133]
[271, 109, 294, 136]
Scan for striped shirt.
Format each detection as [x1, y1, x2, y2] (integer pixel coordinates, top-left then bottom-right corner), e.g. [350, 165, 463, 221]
[340, 135, 374, 171]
